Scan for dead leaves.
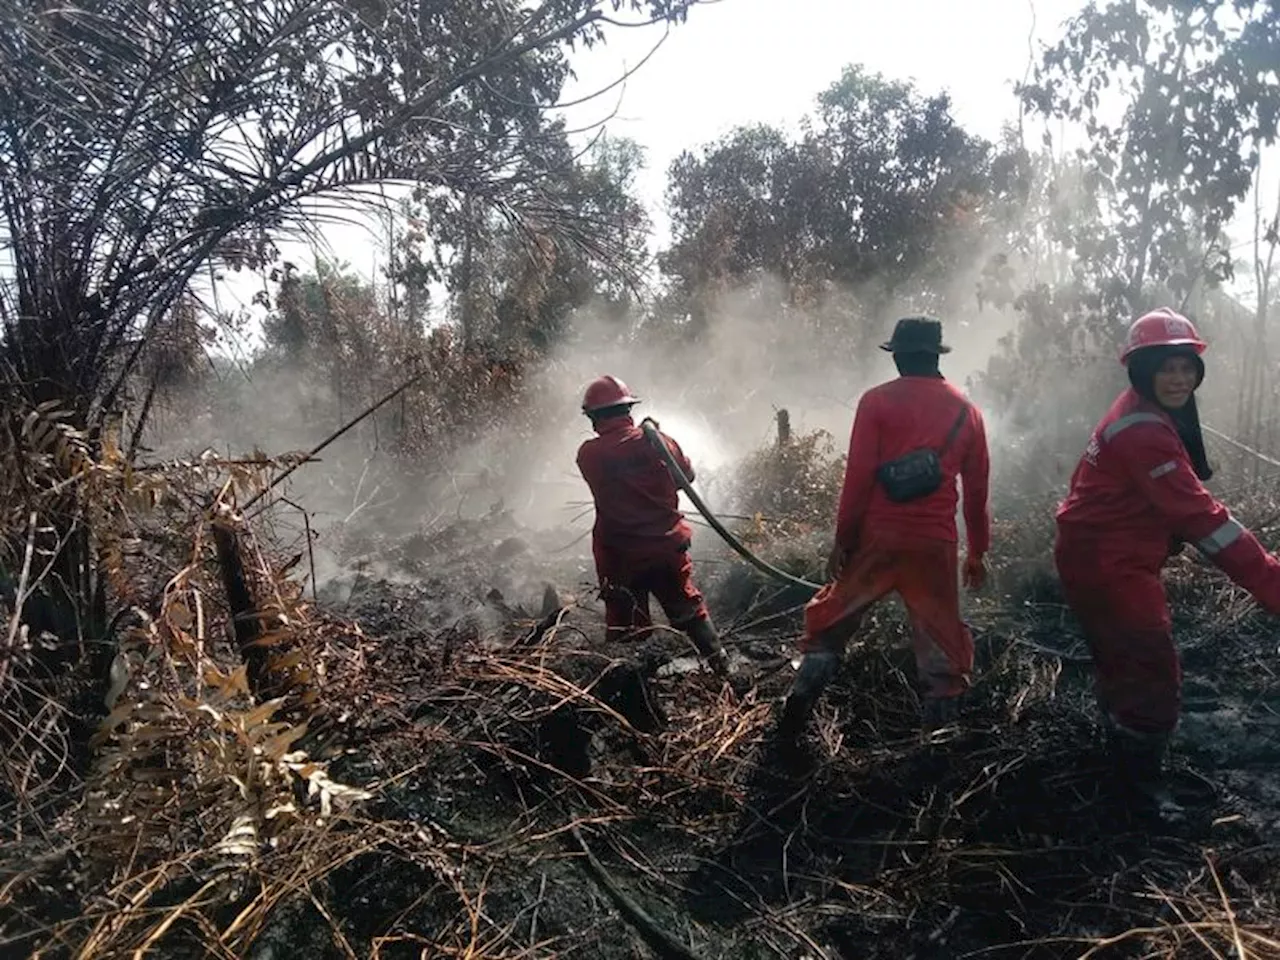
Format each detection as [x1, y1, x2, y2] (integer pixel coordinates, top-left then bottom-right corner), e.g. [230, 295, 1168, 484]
[18, 400, 92, 479]
[90, 661, 372, 875]
[3, 406, 377, 957]
[79, 455, 371, 902]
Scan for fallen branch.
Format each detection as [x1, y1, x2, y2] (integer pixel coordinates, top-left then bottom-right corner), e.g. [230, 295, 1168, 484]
[243, 368, 429, 516]
[569, 822, 705, 960]
[0, 511, 37, 690]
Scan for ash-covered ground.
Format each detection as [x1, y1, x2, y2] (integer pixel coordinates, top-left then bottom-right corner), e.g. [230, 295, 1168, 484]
[252, 502, 1280, 960]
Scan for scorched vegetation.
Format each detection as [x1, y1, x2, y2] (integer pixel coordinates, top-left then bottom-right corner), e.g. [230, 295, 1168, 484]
[3, 0, 1280, 958]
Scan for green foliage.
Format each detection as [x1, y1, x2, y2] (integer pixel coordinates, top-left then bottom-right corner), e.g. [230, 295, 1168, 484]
[1018, 0, 1280, 313]
[248, 259, 537, 460]
[730, 429, 845, 537]
[0, 0, 689, 424]
[382, 133, 652, 352]
[972, 1, 1280, 439]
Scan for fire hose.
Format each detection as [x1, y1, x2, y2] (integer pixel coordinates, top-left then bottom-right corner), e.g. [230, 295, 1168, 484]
[639, 418, 1102, 664]
[639, 418, 823, 594]
[633, 416, 1280, 664]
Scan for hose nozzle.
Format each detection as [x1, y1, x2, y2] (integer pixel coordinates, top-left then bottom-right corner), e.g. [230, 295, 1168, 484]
[639, 417, 665, 453]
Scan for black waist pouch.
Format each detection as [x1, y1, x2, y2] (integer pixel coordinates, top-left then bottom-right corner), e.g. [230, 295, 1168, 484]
[875, 403, 969, 504]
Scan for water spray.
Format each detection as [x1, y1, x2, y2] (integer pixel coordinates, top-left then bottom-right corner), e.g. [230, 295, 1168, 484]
[639, 417, 823, 594]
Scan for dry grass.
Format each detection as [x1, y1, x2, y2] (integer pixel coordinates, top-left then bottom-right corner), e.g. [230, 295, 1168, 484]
[4, 415, 1280, 958]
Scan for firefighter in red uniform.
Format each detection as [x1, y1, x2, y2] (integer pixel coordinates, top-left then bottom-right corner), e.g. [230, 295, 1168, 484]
[778, 317, 992, 739]
[575, 375, 729, 675]
[1056, 307, 1280, 816]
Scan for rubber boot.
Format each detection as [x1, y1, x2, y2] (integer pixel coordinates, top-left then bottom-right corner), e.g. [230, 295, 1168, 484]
[921, 693, 962, 732]
[775, 651, 838, 741]
[1105, 725, 1185, 823]
[683, 616, 729, 676]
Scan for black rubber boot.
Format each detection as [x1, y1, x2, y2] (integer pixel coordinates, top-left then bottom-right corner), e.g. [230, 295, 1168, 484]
[776, 694, 813, 743]
[775, 652, 838, 741]
[683, 616, 729, 676]
[921, 693, 962, 732]
[1105, 726, 1185, 823]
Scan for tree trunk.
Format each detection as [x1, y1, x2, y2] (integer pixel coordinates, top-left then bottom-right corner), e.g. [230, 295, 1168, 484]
[775, 409, 791, 447]
[211, 511, 271, 697]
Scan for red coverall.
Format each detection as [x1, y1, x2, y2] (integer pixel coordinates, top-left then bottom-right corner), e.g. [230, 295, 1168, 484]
[803, 377, 991, 699]
[1056, 388, 1280, 735]
[576, 416, 709, 638]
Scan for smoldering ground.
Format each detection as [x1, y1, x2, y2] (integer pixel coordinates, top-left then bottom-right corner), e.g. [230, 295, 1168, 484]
[138, 287, 1029, 593]
[28, 211, 1280, 960]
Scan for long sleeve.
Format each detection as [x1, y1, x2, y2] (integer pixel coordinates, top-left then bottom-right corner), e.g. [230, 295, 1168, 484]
[662, 433, 694, 482]
[575, 443, 600, 503]
[960, 408, 992, 556]
[1118, 426, 1280, 614]
[834, 395, 879, 549]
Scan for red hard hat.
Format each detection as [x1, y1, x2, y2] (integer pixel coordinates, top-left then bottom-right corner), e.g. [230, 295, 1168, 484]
[581, 374, 640, 413]
[1119, 307, 1207, 364]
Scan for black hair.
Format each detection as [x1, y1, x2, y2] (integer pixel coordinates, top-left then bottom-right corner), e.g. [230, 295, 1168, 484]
[893, 351, 942, 378]
[1127, 345, 1213, 481]
[587, 402, 635, 424]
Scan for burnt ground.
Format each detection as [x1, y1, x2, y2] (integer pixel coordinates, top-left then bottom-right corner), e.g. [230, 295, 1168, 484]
[245, 509, 1280, 960]
[5, 505, 1280, 959]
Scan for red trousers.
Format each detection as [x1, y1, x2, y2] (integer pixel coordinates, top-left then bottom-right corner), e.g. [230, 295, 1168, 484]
[597, 548, 708, 639]
[1055, 539, 1180, 735]
[802, 533, 973, 698]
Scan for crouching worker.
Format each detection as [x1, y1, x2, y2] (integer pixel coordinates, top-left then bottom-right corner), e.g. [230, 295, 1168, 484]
[778, 317, 992, 739]
[1055, 308, 1280, 818]
[575, 375, 728, 675]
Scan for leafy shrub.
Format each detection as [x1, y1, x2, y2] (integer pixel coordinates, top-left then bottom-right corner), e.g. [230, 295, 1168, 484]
[728, 428, 845, 539]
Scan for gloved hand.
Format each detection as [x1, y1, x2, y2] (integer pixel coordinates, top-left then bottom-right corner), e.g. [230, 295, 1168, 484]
[962, 553, 988, 592]
[639, 418, 663, 453]
[827, 542, 853, 580]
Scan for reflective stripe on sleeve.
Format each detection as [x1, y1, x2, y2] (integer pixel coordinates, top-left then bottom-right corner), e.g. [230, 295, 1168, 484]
[1149, 460, 1178, 479]
[1102, 412, 1165, 442]
[1198, 517, 1245, 556]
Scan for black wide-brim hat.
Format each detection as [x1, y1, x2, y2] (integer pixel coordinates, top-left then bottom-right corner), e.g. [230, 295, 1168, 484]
[880, 316, 951, 354]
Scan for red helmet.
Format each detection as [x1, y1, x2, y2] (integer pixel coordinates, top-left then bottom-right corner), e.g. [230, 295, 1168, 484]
[1119, 308, 1207, 364]
[581, 375, 640, 413]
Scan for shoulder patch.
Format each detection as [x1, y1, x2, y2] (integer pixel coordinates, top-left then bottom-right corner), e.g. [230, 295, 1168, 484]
[1083, 434, 1101, 466]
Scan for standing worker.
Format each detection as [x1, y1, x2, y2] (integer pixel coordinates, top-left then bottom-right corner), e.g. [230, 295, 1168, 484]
[575, 375, 729, 675]
[1055, 308, 1280, 818]
[779, 317, 992, 739]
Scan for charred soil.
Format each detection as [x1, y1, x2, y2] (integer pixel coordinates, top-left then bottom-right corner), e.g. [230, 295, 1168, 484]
[288, 512, 1280, 958]
[5, 501, 1280, 959]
